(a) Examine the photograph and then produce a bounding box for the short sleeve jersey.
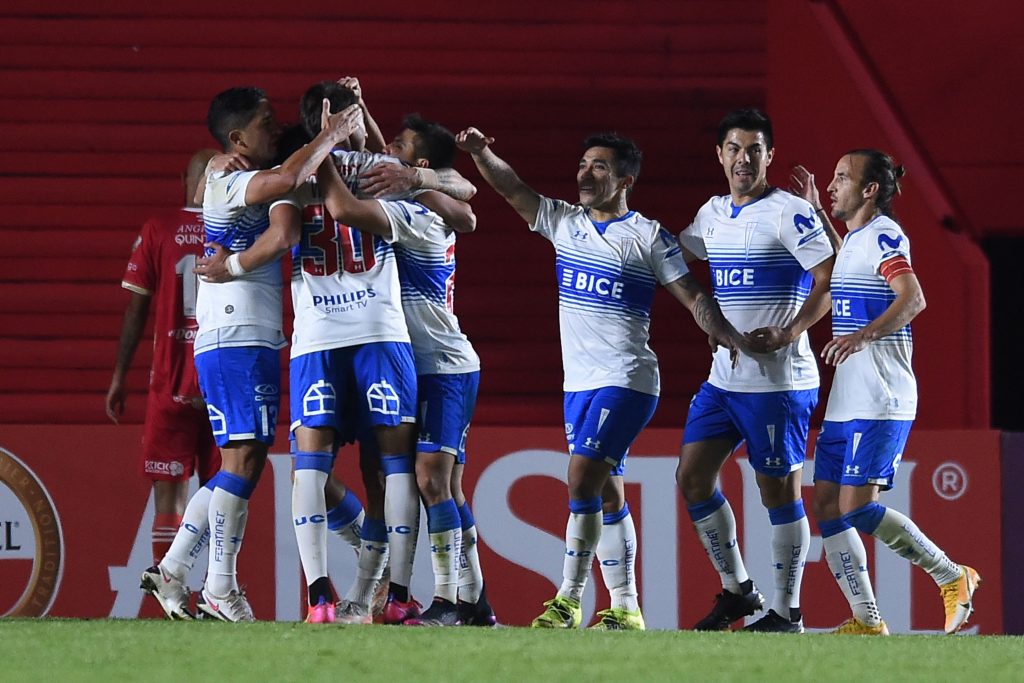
[390,203,480,375]
[824,215,917,421]
[288,152,412,358]
[196,169,295,352]
[531,197,690,396]
[120,207,205,399]
[680,189,833,392]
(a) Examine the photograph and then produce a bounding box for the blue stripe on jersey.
[395,245,452,306]
[707,247,811,305]
[556,255,656,319]
[204,207,270,256]
[831,281,911,340]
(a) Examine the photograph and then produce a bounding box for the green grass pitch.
[2,619,1021,682]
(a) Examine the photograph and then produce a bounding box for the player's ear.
[862,181,879,200]
[228,128,246,150]
[764,147,775,166]
[619,175,635,192]
[414,158,430,168]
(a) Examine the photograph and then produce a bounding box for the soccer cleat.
[458,596,498,627]
[742,609,805,633]
[831,617,890,635]
[197,587,255,623]
[305,596,336,624]
[940,565,981,634]
[406,598,462,626]
[382,594,422,625]
[694,587,765,631]
[334,599,373,625]
[590,607,646,631]
[139,564,194,620]
[530,596,582,629]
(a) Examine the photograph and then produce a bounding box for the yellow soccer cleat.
[940,565,981,634]
[831,617,890,635]
[590,607,646,631]
[531,596,582,629]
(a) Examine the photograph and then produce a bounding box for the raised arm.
[746,256,835,353]
[456,127,540,225]
[415,191,476,233]
[317,156,393,237]
[663,273,745,367]
[194,202,302,283]
[822,271,926,366]
[242,102,365,205]
[106,292,151,423]
[339,76,386,153]
[791,164,844,253]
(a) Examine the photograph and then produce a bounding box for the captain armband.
[879,255,913,283]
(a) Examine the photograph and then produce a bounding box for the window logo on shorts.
[207,404,227,436]
[367,381,400,415]
[303,381,336,416]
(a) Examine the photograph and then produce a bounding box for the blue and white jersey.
[287,152,414,358]
[195,169,294,354]
[824,215,916,421]
[392,205,480,375]
[532,197,689,396]
[680,189,833,392]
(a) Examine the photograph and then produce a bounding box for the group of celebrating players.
[112,76,979,633]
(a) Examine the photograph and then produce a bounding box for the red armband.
[879,256,913,283]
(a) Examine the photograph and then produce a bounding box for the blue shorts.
[564,387,658,475]
[194,346,280,447]
[417,372,479,464]
[290,341,417,436]
[682,382,817,477]
[813,419,913,490]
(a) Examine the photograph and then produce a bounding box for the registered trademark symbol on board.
[932,462,968,501]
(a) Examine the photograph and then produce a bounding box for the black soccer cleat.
[742,608,805,633]
[694,586,765,631]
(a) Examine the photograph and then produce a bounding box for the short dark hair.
[401,113,456,169]
[300,81,359,139]
[581,132,643,182]
[717,108,774,150]
[848,148,906,220]
[207,86,267,149]
[273,124,312,166]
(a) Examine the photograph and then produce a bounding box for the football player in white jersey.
[198,84,478,624]
[676,109,837,633]
[793,150,980,635]
[182,86,362,622]
[457,126,742,630]
[370,116,495,627]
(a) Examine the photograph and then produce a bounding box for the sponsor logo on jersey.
[877,233,903,251]
[571,229,589,241]
[713,267,754,287]
[560,267,625,299]
[0,448,63,616]
[312,289,377,309]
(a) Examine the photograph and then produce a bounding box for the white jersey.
[824,215,917,421]
[392,207,479,375]
[195,169,293,354]
[287,148,413,358]
[531,197,690,396]
[680,189,833,392]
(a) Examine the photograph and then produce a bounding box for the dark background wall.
[0,0,1019,430]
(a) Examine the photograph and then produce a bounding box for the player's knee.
[415,466,447,505]
[676,465,713,504]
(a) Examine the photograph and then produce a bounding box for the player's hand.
[745,325,794,354]
[337,76,363,103]
[322,101,365,142]
[456,127,494,154]
[790,165,823,211]
[105,378,127,424]
[821,331,868,366]
[194,243,234,283]
[708,330,743,369]
[359,163,417,198]
[207,153,252,175]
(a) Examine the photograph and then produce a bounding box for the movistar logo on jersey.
[561,267,624,299]
[878,233,903,251]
